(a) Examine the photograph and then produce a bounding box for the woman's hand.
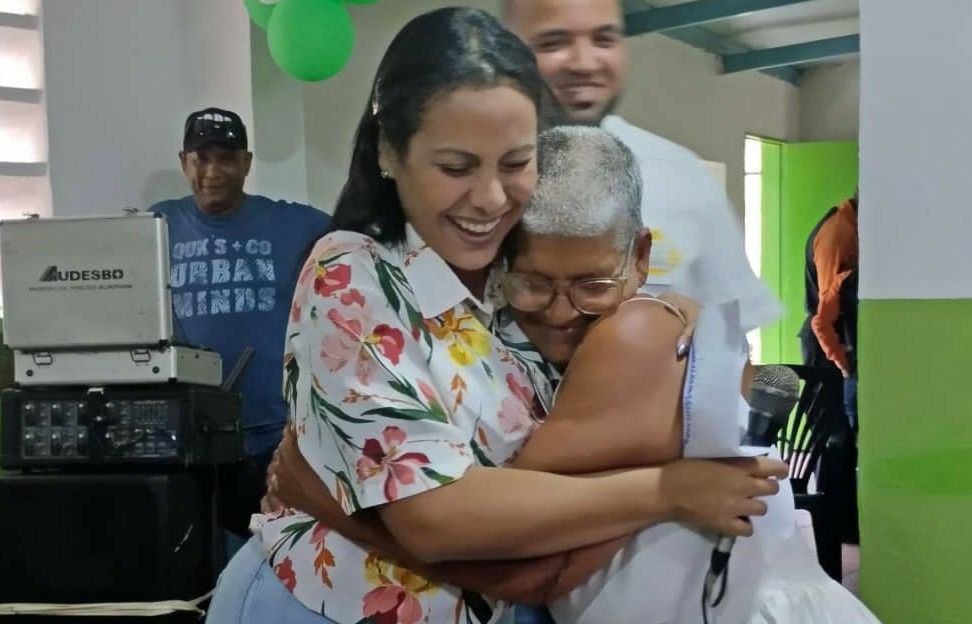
[652,292,699,358]
[659,456,788,537]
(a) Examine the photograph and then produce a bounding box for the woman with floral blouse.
[206,8,786,624]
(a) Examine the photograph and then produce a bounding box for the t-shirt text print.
[169,236,278,318]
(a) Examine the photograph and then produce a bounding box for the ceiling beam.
[0,86,43,104]
[0,11,40,29]
[722,34,860,73]
[624,1,803,85]
[0,162,47,177]
[626,0,813,36]
[655,26,803,84]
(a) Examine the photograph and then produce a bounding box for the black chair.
[775,364,852,581]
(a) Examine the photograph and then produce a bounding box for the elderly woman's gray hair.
[522,126,643,251]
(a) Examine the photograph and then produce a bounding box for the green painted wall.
[858,299,972,623]
[779,142,858,364]
[758,140,858,365]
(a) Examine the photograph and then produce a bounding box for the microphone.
[742,364,801,447]
[702,365,800,614]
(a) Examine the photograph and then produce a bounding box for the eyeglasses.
[502,237,636,315]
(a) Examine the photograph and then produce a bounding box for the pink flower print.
[417,379,448,422]
[310,522,331,545]
[367,324,405,365]
[274,557,297,592]
[362,586,423,624]
[314,262,351,297]
[362,553,435,624]
[498,373,535,435]
[321,308,406,385]
[356,426,430,502]
[417,379,439,405]
[292,260,355,321]
[340,288,366,307]
[320,331,377,386]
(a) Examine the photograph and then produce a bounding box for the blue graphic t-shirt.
[150,195,330,455]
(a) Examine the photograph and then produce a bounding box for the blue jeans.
[209,537,519,624]
[844,375,858,431]
[206,536,339,624]
[515,605,556,624]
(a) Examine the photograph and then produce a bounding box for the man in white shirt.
[503,0,779,340]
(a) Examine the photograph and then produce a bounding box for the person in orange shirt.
[800,189,859,429]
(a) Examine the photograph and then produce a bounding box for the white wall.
[0,0,51,219]
[43,0,254,216]
[249,21,310,205]
[799,59,860,141]
[300,1,799,217]
[858,0,972,299]
[619,33,800,216]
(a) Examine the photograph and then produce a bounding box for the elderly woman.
[501,126,880,624]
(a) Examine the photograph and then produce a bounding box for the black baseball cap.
[182,107,248,152]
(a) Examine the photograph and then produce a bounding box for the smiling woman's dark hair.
[329,7,560,245]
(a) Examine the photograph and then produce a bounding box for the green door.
[759,140,858,365]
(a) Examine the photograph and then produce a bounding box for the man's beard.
[565,95,620,127]
[539,86,621,129]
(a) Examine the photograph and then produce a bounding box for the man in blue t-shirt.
[150,107,330,544]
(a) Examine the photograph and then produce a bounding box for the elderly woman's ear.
[634,227,653,283]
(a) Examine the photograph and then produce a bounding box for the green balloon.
[244,0,277,30]
[268,0,354,82]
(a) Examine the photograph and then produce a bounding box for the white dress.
[551,518,880,624]
[548,299,881,624]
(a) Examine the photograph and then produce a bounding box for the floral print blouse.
[252,226,552,624]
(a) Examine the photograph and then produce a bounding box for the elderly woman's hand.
[262,425,325,517]
[651,291,699,358]
[660,456,788,537]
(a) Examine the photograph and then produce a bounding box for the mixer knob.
[23,431,37,456]
[23,402,39,426]
[50,402,66,426]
